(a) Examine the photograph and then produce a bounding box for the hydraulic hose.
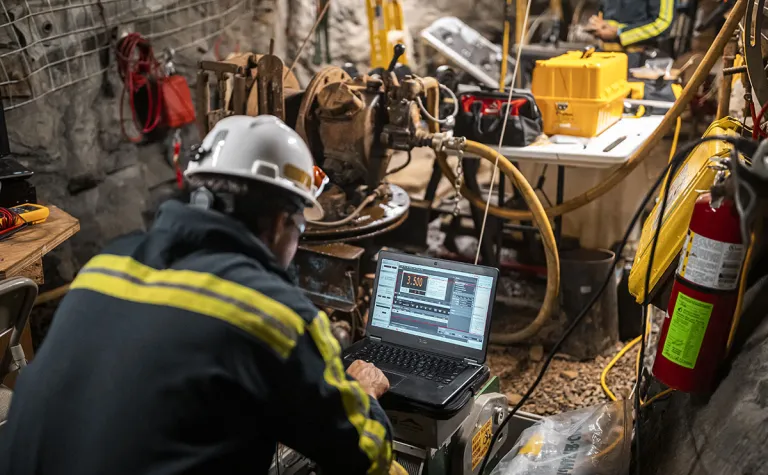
[457,140,560,344]
[436,0,748,221]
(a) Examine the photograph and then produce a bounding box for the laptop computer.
[343,250,499,408]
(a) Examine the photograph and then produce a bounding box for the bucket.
[559,248,619,360]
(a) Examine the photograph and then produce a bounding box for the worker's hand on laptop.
[587,16,618,41]
[346,360,390,399]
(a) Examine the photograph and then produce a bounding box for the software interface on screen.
[370,258,495,350]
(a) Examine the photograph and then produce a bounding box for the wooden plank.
[16,258,44,284]
[257,54,285,120]
[0,206,80,280]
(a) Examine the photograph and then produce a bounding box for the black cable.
[477,134,750,475]
[274,443,281,475]
[534,164,554,207]
[385,150,412,176]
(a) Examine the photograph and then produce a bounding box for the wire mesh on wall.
[0,0,256,111]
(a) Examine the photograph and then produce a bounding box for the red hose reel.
[116,33,195,142]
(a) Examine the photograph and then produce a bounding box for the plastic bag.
[490,400,631,475]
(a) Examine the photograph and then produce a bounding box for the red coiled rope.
[116,33,165,143]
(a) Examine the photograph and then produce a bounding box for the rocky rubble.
[488,340,638,416]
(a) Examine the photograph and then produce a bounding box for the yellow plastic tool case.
[531,50,630,137]
[628,117,743,303]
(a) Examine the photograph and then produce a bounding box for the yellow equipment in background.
[628,117,743,303]
[531,49,630,137]
[366,0,408,70]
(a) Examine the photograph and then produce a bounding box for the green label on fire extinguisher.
[661,293,714,369]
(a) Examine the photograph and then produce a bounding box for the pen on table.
[603,135,627,153]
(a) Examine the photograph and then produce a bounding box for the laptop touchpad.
[382,371,405,389]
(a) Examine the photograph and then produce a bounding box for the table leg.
[555,165,565,247]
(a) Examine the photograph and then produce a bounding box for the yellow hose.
[669,117,682,162]
[642,388,675,407]
[436,0,748,221]
[34,284,70,306]
[727,230,757,351]
[458,141,560,344]
[600,335,642,401]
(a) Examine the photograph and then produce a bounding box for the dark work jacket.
[601,0,674,46]
[0,200,392,475]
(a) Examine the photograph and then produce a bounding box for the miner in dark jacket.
[0,115,393,474]
[588,0,674,50]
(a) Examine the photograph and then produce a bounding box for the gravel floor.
[488,340,640,416]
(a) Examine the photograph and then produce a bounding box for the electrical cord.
[641,388,675,408]
[477,134,748,475]
[601,335,642,401]
[534,164,553,207]
[728,231,757,351]
[274,442,281,475]
[385,150,412,176]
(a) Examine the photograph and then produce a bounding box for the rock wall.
[641,271,768,475]
[284,0,508,83]
[4,0,279,286]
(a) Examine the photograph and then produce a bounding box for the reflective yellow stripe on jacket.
[308,313,393,474]
[70,254,305,358]
[618,0,674,46]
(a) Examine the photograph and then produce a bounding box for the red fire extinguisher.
[652,193,746,393]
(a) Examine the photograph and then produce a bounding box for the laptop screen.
[370,257,495,350]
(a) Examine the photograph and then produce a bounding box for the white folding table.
[461,114,666,248]
[486,115,665,169]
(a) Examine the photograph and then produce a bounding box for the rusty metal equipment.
[196,45,447,344]
[196,52,301,136]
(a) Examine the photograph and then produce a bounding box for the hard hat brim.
[186,167,324,220]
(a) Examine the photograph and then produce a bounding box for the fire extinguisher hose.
[457,141,560,345]
[435,0,747,220]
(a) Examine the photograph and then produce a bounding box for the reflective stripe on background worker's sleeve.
[618,0,674,46]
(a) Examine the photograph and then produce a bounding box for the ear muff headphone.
[189,186,235,214]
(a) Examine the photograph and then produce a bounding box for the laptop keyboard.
[349,343,469,385]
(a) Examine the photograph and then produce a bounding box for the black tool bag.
[454,89,543,147]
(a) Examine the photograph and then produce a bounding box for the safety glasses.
[290,213,307,234]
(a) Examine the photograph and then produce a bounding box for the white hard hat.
[185,115,321,211]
